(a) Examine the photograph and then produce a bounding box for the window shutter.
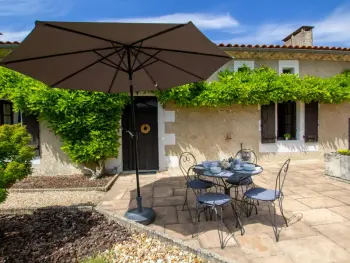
[261,103,276,143]
[304,102,318,142]
[22,114,40,156]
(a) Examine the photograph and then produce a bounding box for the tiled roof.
[0,41,20,45]
[217,43,350,51]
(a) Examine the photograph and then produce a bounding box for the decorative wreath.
[140,124,151,134]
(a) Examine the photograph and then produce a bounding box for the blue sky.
[1,0,350,46]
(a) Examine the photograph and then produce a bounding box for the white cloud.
[99,13,239,30]
[0,30,30,41]
[314,6,350,45]
[0,0,74,17]
[216,5,350,46]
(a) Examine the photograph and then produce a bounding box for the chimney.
[282,26,314,46]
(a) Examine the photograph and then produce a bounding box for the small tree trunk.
[89,160,105,180]
[83,160,105,180]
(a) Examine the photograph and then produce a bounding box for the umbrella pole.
[124,48,156,225]
[129,81,142,212]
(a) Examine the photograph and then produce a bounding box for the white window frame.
[259,60,318,153]
[278,60,299,75]
[234,60,254,72]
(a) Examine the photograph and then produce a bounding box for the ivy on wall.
[156,66,350,107]
[0,67,129,179]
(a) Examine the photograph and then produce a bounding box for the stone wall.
[299,60,350,78]
[164,104,260,164]
[32,122,83,176]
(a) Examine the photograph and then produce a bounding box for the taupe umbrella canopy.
[1,21,231,225]
[1,21,231,92]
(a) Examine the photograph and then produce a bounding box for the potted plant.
[284,133,291,141]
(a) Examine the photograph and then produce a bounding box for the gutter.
[220,46,350,56]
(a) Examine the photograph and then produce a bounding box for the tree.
[0,124,35,203]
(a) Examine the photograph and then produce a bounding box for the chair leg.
[279,195,288,227]
[193,204,200,239]
[182,186,188,211]
[267,202,280,242]
[230,202,245,236]
[214,206,224,249]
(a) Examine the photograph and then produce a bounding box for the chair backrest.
[235,149,257,164]
[179,152,197,177]
[275,159,290,197]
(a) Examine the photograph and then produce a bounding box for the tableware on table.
[243,164,255,171]
[210,162,219,167]
[221,160,230,169]
[234,166,243,171]
[202,161,211,169]
[210,166,222,174]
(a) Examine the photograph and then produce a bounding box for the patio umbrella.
[1,21,231,225]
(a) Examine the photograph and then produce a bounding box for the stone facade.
[164,58,350,165]
[32,122,83,176]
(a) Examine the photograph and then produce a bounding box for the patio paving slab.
[287,186,322,198]
[332,195,350,205]
[164,223,196,240]
[235,233,283,259]
[294,208,348,225]
[208,247,250,263]
[314,223,350,252]
[152,206,178,225]
[153,196,185,207]
[153,186,174,198]
[297,196,345,208]
[250,255,294,263]
[307,183,343,192]
[277,235,350,263]
[330,206,350,220]
[268,221,319,241]
[196,221,237,249]
[321,190,350,198]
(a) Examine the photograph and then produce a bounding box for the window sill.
[31,156,40,165]
[259,140,318,153]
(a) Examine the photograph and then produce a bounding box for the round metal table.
[193,164,263,195]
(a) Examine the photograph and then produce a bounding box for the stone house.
[1,26,350,175]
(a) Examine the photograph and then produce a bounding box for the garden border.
[9,173,120,193]
[0,205,94,214]
[96,206,235,263]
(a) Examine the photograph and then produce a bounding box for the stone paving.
[97,159,350,263]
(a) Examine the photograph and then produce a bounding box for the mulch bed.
[11,174,114,189]
[0,210,131,263]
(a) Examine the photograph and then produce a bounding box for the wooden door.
[122,97,159,171]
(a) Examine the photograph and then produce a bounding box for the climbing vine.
[156,66,350,106]
[0,67,129,179]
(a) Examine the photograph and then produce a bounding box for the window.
[0,101,13,125]
[234,60,254,72]
[278,60,299,75]
[277,101,296,140]
[282,68,295,74]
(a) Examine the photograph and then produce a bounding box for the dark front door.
[122,97,159,171]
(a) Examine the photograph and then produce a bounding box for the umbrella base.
[124,207,156,225]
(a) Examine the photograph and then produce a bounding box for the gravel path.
[96,233,205,263]
[0,191,104,210]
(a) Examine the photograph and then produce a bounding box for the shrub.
[337,149,350,156]
[0,124,35,203]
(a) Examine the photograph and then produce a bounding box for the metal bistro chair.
[179,152,214,212]
[243,159,290,241]
[187,165,243,248]
[228,149,258,200]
